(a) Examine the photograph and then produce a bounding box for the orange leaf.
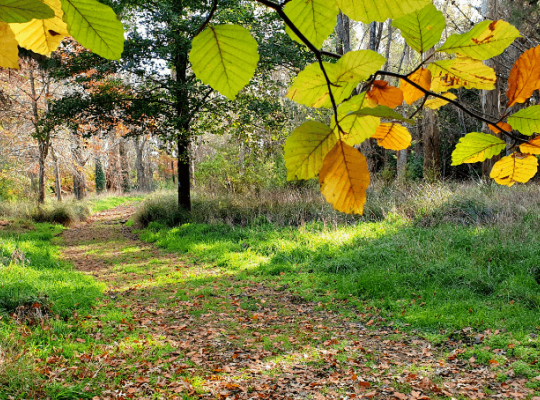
[401,68,431,105]
[372,123,412,150]
[367,80,404,108]
[488,122,513,133]
[507,45,540,107]
[319,141,370,214]
[520,136,540,155]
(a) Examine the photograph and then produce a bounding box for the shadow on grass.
[139,212,540,334]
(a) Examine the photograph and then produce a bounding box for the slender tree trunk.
[29,68,50,204]
[51,147,62,201]
[481,0,501,178]
[422,109,441,180]
[336,12,351,55]
[422,49,441,180]
[119,137,129,192]
[361,22,385,174]
[134,137,147,191]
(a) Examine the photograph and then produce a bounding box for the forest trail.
[59,206,533,400]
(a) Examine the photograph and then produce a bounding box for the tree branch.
[195,0,219,36]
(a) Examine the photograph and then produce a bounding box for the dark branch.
[195,0,219,36]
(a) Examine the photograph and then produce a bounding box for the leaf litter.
[16,205,539,399]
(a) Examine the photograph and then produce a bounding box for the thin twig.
[195,0,219,36]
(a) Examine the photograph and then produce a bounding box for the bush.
[135,192,191,227]
[30,203,91,226]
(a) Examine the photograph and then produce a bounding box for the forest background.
[2,0,536,210]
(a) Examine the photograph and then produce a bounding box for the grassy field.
[0,195,142,398]
[3,185,540,398]
[139,184,540,336]
[140,214,540,334]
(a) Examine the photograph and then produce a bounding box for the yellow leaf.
[424,92,457,109]
[0,22,18,68]
[284,121,337,181]
[439,20,520,60]
[371,123,412,150]
[490,153,538,186]
[429,57,496,92]
[367,80,403,108]
[9,0,68,55]
[401,68,431,105]
[332,92,380,146]
[319,141,370,215]
[520,136,540,155]
[337,0,430,23]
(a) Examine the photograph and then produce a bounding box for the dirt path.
[59,206,533,400]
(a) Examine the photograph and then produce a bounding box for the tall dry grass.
[136,180,540,228]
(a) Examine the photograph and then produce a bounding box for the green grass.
[140,211,540,336]
[87,194,144,213]
[0,223,105,315]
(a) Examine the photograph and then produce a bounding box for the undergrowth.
[138,182,540,334]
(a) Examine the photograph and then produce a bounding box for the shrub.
[30,203,91,226]
[135,192,191,227]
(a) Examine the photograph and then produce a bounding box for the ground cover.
[2,191,540,399]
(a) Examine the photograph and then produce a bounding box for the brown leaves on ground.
[35,206,537,399]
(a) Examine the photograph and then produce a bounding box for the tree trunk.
[134,137,147,191]
[422,109,441,180]
[361,22,385,174]
[51,147,62,201]
[481,0,501,178]
[336,12,351,55]
[177,135,191,211]
[29,67,50,204]
[422,49,441,180]
[119,137,130,192]
[37,140,49,204]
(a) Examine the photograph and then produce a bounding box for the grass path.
[56,206,535,399]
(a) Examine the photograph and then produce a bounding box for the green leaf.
[336,0,431,23]
[451,132,506,165]
[61,0,124,60]
[336,92,376,116]
[0,0,53,23]
[391,4,445,53]
[286,52,384,109]
[438,20,520,60]
[335,49,386,83]
[286,62,356,108]
[284,121,338,180]
[428,57,496,92]
[332,92,380,146]
[333,113,380,146]
[507,105,540,136]
[190,25,259,101]
[351,106,414,123]
[284,0,338,49]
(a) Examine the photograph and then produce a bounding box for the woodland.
[4,0,540,399]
